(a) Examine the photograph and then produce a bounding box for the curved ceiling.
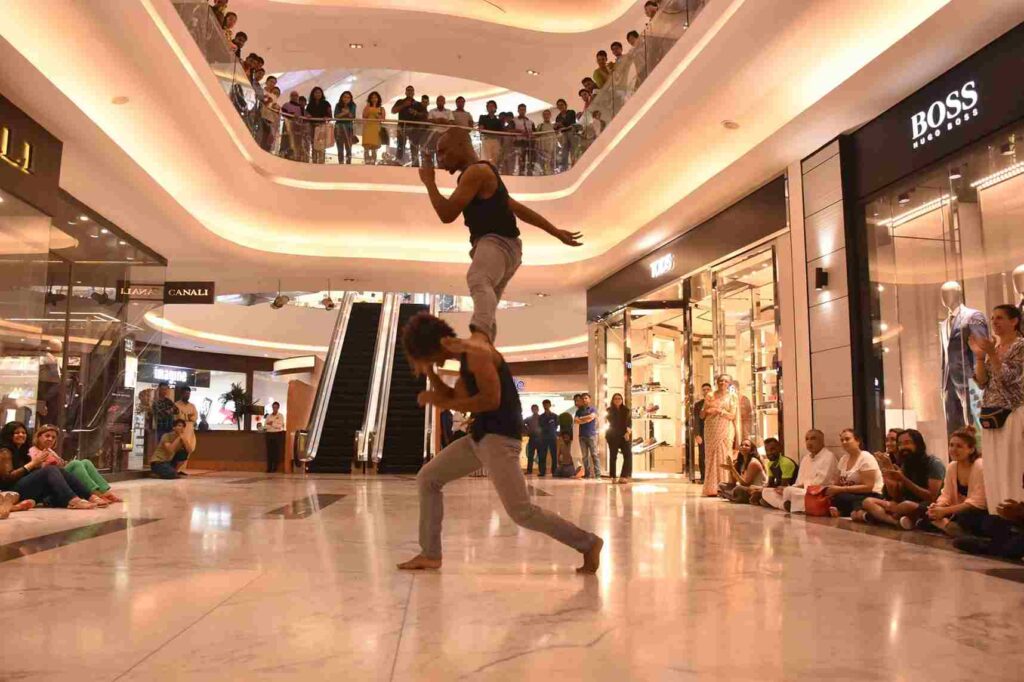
[254,0,639,33]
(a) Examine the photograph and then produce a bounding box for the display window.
[864,121,1024,451]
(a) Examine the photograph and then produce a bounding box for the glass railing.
[172,0,706,174]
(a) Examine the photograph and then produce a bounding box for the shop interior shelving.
[629,318,683,473]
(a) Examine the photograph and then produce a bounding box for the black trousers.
[14,467,92,507]
[266,432,285,473]
[607,434,632,478]
[832,492,882,517]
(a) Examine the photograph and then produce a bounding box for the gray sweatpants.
[467,235,522,342]
[417,433,599,560]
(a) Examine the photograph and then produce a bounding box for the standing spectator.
[211,0,229,24]
[477,100,503,165]
[969,304,1024,513]
[231,31,247,59]
[279,90,303,160]
[857,429,945,527]
[451,96,473,129]
[512,103,535,175]
[700,374,737,497]
[264,401,285,473]
[606,393,632,484]
[585,110,606,144]
[575,393,601,479]
[644,0,660,20]
[334,90,356,164]
[259,86,281,152]
[174,387,199,475]
[523,404,542,475]
[760,429,838,513]
[825,429,884,517]
[919,427,987,537]
[582,77,598,94]
[536,109,556,174]
[221,12,237,43]
[306,86,333,164]
[553,99,577,172]
[440,409,454,448]
[610,41,624,64]
[427,95,454,163]
[538,399,559,477]
[593,50,612,88]
[152,382,177,446]
[626,30,640,48]
[499,112,516,174]
[693,382,711,482]
[391,86,426,166]
[297,95,311,162]
[361,91,385,165]
[578,89,593,115]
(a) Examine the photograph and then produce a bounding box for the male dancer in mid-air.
[396,312,603,573]
[417,129,583,343]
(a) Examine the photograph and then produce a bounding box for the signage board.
[137,363,211,388]
[163,281,215,304]
[116,281,163,303]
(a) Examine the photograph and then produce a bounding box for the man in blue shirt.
[538,399,559,477]
[575,393,601,478]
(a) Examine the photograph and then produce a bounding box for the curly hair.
[402,312,456,361]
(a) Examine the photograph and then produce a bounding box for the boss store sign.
[847,21,1024,200]
[117,281,215,304]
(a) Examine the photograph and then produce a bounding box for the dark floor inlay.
[225,477,270,485]
[263,494,346,519]
[527,484,552,497]
[0,518,160,563]
[977,568,1024,584]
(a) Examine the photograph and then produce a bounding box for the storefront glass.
[864,120,1024,450]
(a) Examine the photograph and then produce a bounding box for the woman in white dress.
[701,374,737,497]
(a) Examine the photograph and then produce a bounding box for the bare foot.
[577,536,604,574]
[12,499,35,512]
[573,467,585,479]
[397,554,442,571]
[828,507,839,518]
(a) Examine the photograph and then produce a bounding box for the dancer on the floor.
[417,129,583,342]
[396,313,603,573]
[701,374,737,496]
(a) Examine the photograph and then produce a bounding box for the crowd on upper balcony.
[203,0,687,173]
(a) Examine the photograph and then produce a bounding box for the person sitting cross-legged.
[151,419,192,479]
[718,438,765,502]
[749,438,796,506]
[855,428,944,527]
[915,427,987,537]
[825,429,884,517]
[760,429,838,513]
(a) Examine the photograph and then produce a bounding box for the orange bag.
[804,485,832,517]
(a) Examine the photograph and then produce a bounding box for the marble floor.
[1,472,1022,681]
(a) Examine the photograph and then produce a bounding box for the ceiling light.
[271,296,291,310]
[112,96,130,105]
[897,192,911,205]
[78,215,89,221]
[118,240,127,245]
[535,293,549,298]
[721,120,739,130]
[948,167,962,180]
[1000,142,1015,156]
[971,161,1024,190]
[0,194,4,203]
[526,70,540,76]
[100,228,109,234]
[349,43,363,49]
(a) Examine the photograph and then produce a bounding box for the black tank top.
[459,352,523,441]
[457,161,520,243]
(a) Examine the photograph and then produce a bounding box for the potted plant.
[219,383,253,431]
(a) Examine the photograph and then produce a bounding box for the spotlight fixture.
[349,43,363,49]
[1001,142,1015,156]
[721,120,739,130]
[270,280,290,309]
[897,192,911,205]
[526,69,540,76]
[948,167,962,180]
[321,279,335,310]
[814,267,829,290]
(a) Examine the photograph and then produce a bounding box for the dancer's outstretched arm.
[508,198,583,246]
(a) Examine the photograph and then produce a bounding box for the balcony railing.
[172,0,707,175]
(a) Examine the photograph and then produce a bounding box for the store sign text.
[911,80,979,150]
[649,254,675,279]
[153,367,189,383]
[0,125,34,174]
[163,281,215,305]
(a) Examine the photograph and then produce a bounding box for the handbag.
[980,405,1013,429]
[312,123,335,151]
[804,485,832,517]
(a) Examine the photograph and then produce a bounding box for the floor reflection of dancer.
[701,374,737,497]
[396,313,603,573]
[417,129,583,343]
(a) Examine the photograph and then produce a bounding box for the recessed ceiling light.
[535,292,549,298]
[100,228,109,234]
[721,120,740,130]
[118,240,127,245]
[526,69,540,76]
[948,167,962,180]
[79,215,90,221]
[349,43,363,49]
[112,96,130,105]
[897,192,911,205]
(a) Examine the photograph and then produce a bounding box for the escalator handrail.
[301,291,356,462]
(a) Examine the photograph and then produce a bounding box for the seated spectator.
[151,419,192,479]
[955,499,1024,561]
[553,433,579,478]
[750,438,796,505]
[32,425,121,504]
[874,427,905,469]
[718,438,765,502]
[0,422,37,514]
[0,423,101,509]
[825,429,883,517]
[856,428,944,527]
[593,50,612,88]
[761,429,838,513]
[915,427,987,537]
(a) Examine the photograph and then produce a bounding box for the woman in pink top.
[913,427,987,537]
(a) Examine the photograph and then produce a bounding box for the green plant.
[219,382,254,430]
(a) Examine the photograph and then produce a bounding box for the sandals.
[88,495,110,508]
[851,510,871,524]
[100,491,123,503]
[67,498,97,510]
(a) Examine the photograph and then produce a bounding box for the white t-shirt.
[836,450,883,494]
[451,110,473,128]
[264,412,285,433]
[429,108,453,123]
[513,116,535,134]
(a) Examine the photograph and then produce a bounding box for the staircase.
[308,302,381,473]
[377,303,429,473]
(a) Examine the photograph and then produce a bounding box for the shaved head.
[436,128,476,172]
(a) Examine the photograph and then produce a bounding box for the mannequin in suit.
[938,281,988,434]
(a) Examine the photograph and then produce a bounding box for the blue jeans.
[151,450,188,479]
[540,434,557,476]
[579,435,601,478]
[526,436,541,473]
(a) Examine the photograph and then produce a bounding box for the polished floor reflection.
[0,474,1021,681]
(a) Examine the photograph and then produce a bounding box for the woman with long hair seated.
[718,438,765,502]
[825,429,883,517]
[32,425,121,504]
[0,422,38,517]
[0,422,103,509]
[915,427,987,537]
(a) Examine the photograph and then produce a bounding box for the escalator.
[308,302,381,473]
[377,303,428,473]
